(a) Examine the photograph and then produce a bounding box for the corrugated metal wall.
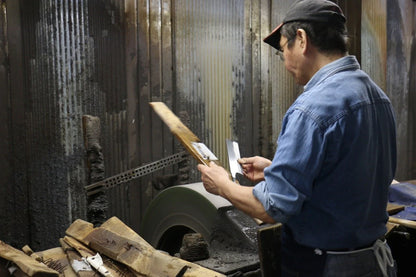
[173,0,262,176]
[361,0,387,90]
[175,0,243,164]
[0,0,415,250]
[269,0,302,148]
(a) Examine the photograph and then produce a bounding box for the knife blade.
[226,139,243,180]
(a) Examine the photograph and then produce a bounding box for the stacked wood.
[0,217,225,277]
[66,217,225,277]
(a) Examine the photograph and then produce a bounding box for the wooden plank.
[63,236,138,277]
[150,102,212,166]
[65,219,95,245]
[62,236,101,277]
[34,247,77,277]
[22,244,74,277]
[99,217,152,248]
[63,236,96,259]
[386,222,399,235]
[388,217,416,230]
[59,239,96,277]
[86,228,225,277]
[387,202,405,215]
[0,240,59,277]
[85,228,154,274]
[257,223,282,277]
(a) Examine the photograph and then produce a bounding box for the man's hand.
[197,160,276,224]
[197,162,231,196]
[238,156,272,182]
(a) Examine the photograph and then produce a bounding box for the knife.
[226,139,243,180]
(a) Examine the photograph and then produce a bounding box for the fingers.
[199,161,217,168]
[237,158,254,168]
[197,163,205,172]
[238,157,249,164]
[239,156,258,165]
[197,161,221,176]
[208,161,217,167]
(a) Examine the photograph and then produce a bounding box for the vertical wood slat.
[137,0,153,226]
[337,0,362,65]
[386,0,415,179]
[148,0,164,198]
[159,0,175,188]
[149,0,163,173]
[125,0,140,227]
[257,0,271,158]
[0,2,10,228]
[6,0,31,247]
[361,0,387,90]
[233,0,255,158]
[409,3,416,178]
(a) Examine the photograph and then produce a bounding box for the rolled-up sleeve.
[252,109,325,223]
[253,179,306,222]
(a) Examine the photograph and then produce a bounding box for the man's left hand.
[197,161,231,196]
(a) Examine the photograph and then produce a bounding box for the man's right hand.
[238,156,272,183]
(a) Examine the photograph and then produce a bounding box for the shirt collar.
[304,55,361,92]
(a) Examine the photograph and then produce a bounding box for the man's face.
[280,34,309,86]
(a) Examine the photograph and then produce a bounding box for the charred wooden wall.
[0,0,415,250]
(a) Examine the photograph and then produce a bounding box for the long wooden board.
[150,102,214,166]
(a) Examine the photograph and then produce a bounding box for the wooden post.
[82,115,107,226]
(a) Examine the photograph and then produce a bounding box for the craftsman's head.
[264,0,348,84]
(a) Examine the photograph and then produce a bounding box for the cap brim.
[263,22,284,50]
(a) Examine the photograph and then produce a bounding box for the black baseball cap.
[263,0,346,50]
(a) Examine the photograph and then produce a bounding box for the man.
[197,0,397,276]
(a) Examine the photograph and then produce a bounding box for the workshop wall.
[386,0,416,179]
[0,0,414,250]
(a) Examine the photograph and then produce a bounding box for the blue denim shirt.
[253,56,397,250]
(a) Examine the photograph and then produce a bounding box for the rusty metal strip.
[85,151,188,196]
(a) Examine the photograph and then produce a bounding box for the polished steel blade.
[226,139,243,179]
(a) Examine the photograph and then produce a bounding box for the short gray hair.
[281,20,349,55]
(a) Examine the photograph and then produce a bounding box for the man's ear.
[296,28,308,54]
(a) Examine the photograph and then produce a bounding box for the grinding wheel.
[139,182,232,254]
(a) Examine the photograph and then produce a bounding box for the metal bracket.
[87,253,111,276]
[85,151,188,196]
